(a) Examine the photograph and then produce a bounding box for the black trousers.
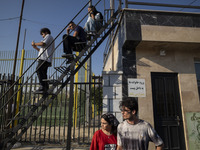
[36,60,51,89]
[63,34,82,54]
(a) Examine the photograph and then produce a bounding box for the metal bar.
[15,49,25,126]
[66,68,75,150]
[12,0,25,81]
[125,0,128,8]
[58,81,62,142]
[63,85,67,142]
[78,84,82,143]
[127,1,200,9]
[83,84,86,143]
[48,93,53,142]
[23,76,29,142]
[43,99,48,142]
[53,95,58,142]
[98,76,101,130]
[39,104,43,142]
[28,77,33,142]
[93,78,96,133]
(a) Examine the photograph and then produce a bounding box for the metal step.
[54,66,70,74]
[42,79,61,84]
[74,42,87,52]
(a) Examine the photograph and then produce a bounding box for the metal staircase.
[0,3,120,149]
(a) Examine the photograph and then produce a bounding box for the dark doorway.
[151,72,186,150]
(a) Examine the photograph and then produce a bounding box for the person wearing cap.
[90,113,119,150]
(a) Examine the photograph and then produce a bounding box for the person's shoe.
[87,31,97,35]
[34,88,44,94]
[86,34,91,40]
[62,53,73,58]
[66,59,73,64]
[44,84,49,92]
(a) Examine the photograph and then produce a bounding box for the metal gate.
[0,74,102,146]
[151,72,186,150]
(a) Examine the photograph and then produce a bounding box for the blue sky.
[0,0,200,75]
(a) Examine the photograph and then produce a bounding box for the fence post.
[125,0,128,8]
[14,49,25,126]
[73,52,79,128]
[66,67,75,150]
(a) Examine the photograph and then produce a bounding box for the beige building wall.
[136,25,200,150]
[103,36,121,71]
[103,14,200,149]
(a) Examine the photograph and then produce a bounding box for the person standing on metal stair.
[32,28,55,94]
[62,21,87,63]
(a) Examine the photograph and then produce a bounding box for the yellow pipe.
[14,49,25,126]
[73,52,79,127]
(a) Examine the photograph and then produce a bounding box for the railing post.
[73,52,79,128]
[125,0,128,8]
[118,0,122,10]
[66,67,75,150]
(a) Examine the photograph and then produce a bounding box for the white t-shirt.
[38,34,55,63]
[117,120,163,150]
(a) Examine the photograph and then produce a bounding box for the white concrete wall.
[102,71,123,122]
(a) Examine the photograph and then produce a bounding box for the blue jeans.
[84,17,102,32]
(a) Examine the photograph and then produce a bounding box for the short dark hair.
[88,5,97,13]
[40,28,51,35]
[119,98,138,115]
[69,21,75,25]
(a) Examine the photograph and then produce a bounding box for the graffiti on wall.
[186,112,200,150]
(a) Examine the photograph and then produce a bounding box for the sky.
[0,0,200,76]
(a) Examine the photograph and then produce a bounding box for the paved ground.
[10,143,90,150]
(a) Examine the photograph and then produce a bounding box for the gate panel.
[151,73,186,150]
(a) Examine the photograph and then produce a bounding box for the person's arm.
[156,144,164,150]
[147,123,164,150]
[117,125,123,150]
[90,131,98,150]
[73,30,78,37]
[66,27,71,35]
[88,9,95,20]
[31,41,45,51]
[117,145,123,150]
[90,13,95,19]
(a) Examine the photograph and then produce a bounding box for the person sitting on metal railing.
[62,21,87,64]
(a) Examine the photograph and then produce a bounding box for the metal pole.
[66,68,75,150]
[6,0,25,137]
[125,0,128,8]
[14,29,26,126]
[12,0,25,81]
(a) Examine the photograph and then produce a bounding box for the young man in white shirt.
[32,28,55,93]
[117,98,164,150]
